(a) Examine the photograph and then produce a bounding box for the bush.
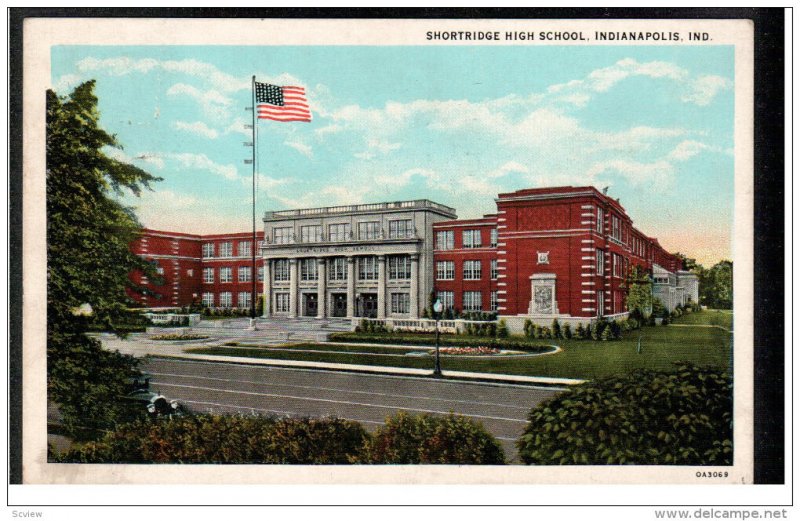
[551,319,561,339]
[575,323,585,339]
[364,412,505,464]
[328,332,552,353]
[523,319,533,337]
[562,323,572,339]
[496,319,509,338]
[517,363,733,465]
[57,414,369,464]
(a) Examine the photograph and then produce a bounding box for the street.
[143,357,563,462]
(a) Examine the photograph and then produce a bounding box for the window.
[388,255,411,280]
[436,261,454,280]
[300,259,318,281]
[389,219,413,239]
[537,251,550,264]
[390,293,410,314]
[490,291,499,312]
[463,291,482,311]
[612,215,621,241]
[436,230,454,250]
[358,221,380,240]
[273,227,292,244]
[238,241,251,257]
[219,292,233,308]
[490,259,498,280]
[187,269,194,277]
[203,268,214,283]
[596,249,604,276]
[275,293,290,313]
[596,207,604,234]
[490,228,498,248]
[596,291,604,317]
[329,257,347,281]
[219,242,233,258]
[257,240,265,250]
[358,257,379,280]
[463,229,482,248]
[613,253,622,278]
[220,267,233,283]
[156,265,164,275]
[328,223,350,242]
[238,292,251,309]
[463,260,482,280]
[202,292,214,307]
[436,291,454,311]
[257,266,264,282]
[202,243,214,258]
[300,225,323,243]
[273,259,290,281]
[238,266,251,282]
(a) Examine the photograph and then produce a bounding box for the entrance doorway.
[357,293,378,318]
[331,293,347,317]
[303,293,318,317]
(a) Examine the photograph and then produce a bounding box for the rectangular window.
[436,291,454,311]
[273,259,290,281]
[273,227,292,245]
[490,291,498,312]
[490,259,498,280]
[257,266,264,282]
[202,292,214,307]
[390,293,410,314]
[156,266,164,275]
[389,219,413,239]
[612,216,621,241]
[463,291,482,312]
[436,230,454,250]
[436,261,454,280]
[220,267,233,283]
[329,257,347,281]
[219,292,232,308]
[238,241,251,257]
[202,243,214,258]
[300,225,323,243]
[257,240,265,250]
[388,255,411,280]
[596,249,604,276]
[238,292,251,309]
[275,293,290,313]
[187,269,194,277]
[300,259,318,281]
[219,242,233,258]
[490,228,498,248]
[358,256,379,280]
[596,207,604,234]
[238,266,251,282]
[463,260,482,280]
[202,268,214,284]
[462,229,482,249]
[328,223,351,242]
[358,221,380,240]
[596,291,604,317]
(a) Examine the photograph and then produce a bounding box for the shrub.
[562,323,572,339]
[57,415,369,464]
[590,321,601,340]
[600,325,612,341]
[575,323,585,339]
[365,412,505,464]
[496,319,509,338]
[327,332,552,354]
[517,363,733,465]
[523,319,533,337]
[551,319,561,339]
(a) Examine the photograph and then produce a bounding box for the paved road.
[143,357,563,462]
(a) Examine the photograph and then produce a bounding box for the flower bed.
[151,333,210,341]
[437,346,501,356]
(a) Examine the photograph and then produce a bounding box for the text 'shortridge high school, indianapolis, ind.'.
[129,185,698,332]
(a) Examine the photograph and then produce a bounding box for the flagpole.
[250,75,257,323]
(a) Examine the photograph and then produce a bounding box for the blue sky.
[51,45,734,266]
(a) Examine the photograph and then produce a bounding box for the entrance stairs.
[192,317,353,343]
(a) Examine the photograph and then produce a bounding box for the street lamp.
[433,299,443,378]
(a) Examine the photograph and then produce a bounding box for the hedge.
[329,332,552,353]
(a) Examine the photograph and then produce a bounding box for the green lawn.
[187,323,732,380]
[671,309,733,330]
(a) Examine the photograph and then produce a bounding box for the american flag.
[255,82,312,122]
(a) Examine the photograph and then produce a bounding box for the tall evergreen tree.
[47,80,161,435]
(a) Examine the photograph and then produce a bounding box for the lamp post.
[433,299,443,378]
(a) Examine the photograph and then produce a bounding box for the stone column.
[346,256,355,318]
[377,255,386,319]
[409,254,419,318]
[317,258,327,319]
[262,259,271,318]
[288,258,298,318]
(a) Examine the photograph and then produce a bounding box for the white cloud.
[170,153,239,181]
[285,140,313,158]
[668,140,710,161]
[167,83,232,120]
[374,168,438,188]
[52,74,83,93]
[586,159,675,189]
[225,117,252,137]
[354,138,402,160]
[173,120,219,139]
[682,75,732,106]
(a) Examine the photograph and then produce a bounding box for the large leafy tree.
[47,80,161,435]
[699,260,733,310]
[624,265,653,321]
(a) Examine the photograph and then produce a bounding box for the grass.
[187,321,732,380]
[671,309,733,330]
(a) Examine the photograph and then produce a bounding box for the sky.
[51,45,735,267]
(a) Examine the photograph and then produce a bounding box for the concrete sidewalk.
[98,333,585,387]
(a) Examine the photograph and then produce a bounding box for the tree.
[624,265,652,321]
[47,80,161,435]
[699,260,733,309]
